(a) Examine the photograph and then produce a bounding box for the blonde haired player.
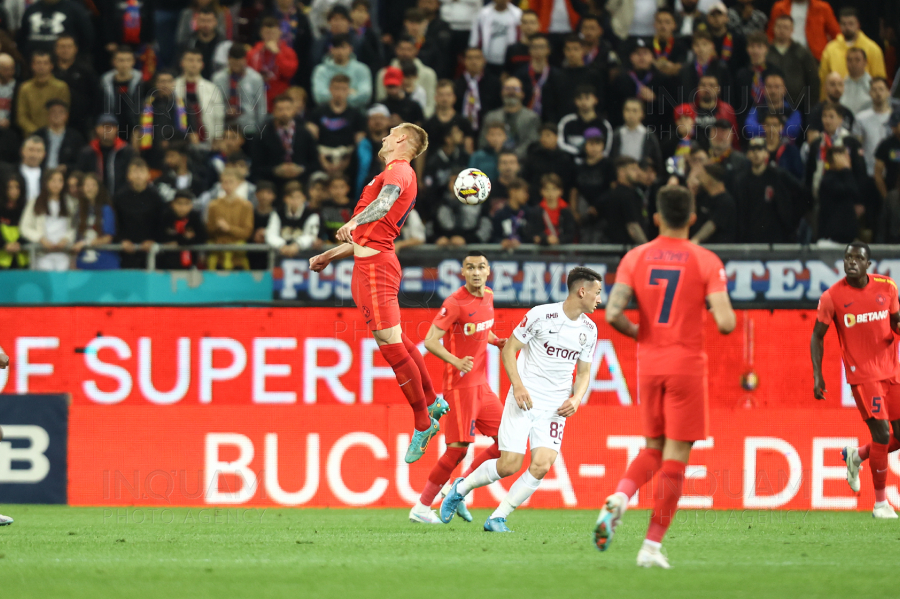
[310,123,447,463]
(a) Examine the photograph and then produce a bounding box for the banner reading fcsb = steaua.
[0,307,892,510]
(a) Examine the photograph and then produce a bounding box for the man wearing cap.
[34,99,84,171]
[76,115,137,196]
[311,33,372,109]
[609,38,670,132]
[356,104,391,197]
[478,76,540,160]
[661,103,696,177]
[382,66,425,125]
[734,136,808,242]
[698,1,749,76]
[375,37,437,114]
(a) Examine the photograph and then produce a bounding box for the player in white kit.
[440,267,602,531]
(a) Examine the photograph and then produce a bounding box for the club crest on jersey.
[579,333,587,346]
[519,316,528,328]
[362,306,371,318]
[439,306,448,317]
[877,294,886,306]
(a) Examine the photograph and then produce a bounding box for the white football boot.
[409,502,444,524]
[636,544,671,569]
[0,513,13,526]
[872,502,899,519]
[841,446,862,493]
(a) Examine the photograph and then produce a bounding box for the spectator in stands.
[734,137,806,242]
[53,35,99,138]
[17,0,94,58]
[691,74,738,148]
[505,9,540,74]
[806,102,866,203]
[532,173,575,246]
[252,95,317,190]
[468,121,506,182]
[560,35,605,113]
[729,0,768,36]
[175,0,230,48]
[158,189,207,270]
[309,74,365,178]
[766,15,820,114]
[610,98,662,174]
[701,1,749,76]
[197,152,256,214]
[311,5,354,67]
[681,31,731,106]
[19,167,74,270]
[874,111,900,201]
[743,72,802,141]
[841,47,872,115]
[35,99,84,172]
[818,7,886,92]
[0,173,27,269]
[424,123,469,196]
[17,51,70,138]
[311,33,371,109]
[732,32,780,125]
[395,206,426,253]
[0,53,15,130]
[558,86,612,162]
[180,6,228,80]
[708,119,750,192]
[176,48,225,147]
[767,0,838,61]
[478,77,540,160]
[433,171,492,246]
[491,150,521,200]
[18,136,46,202]
[73,173,118,270]
[375,37,437,116]
[423,80,474,157]
[136,70,188,170]
[469,0,522,77]
[455,47,502,133]
[492,178,535,248]
[605,0,666,42]
[853,78,895,177]
[609,38,668,132]
[403,6,450,81]
[381,66,424,125]
[265,180,321,257]
[356,104,390,196]
[319,175,355,243]
[808,72,855,135]
[206,166,254,270]
[99,46,143,142]
[761,112,803,180]
[398,61,429,118]
[690,163,736,244]
[155,142,208,202]
[677,0,706,37]
[249,17,300,113]
[579,14,618,73]
[571,128,612,242]
[525,123,576,200]
[350,0,386,78]
[515,33,565,124]
[817,143,862,244]
[248,181,276,267]
[264,0,313,90]
[661,104,696,178]
[600,156,647,244]
[114,158,163,269]
[213,44,266,140]
[651,8,687,80]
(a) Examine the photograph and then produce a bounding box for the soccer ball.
[453,168,491,205]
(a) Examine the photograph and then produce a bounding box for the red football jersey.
[432,286,495,391]
[352,159,417,252]
[817,276,900,385]
[615,236,727,375]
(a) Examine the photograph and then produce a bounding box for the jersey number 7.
[649,268,682,324]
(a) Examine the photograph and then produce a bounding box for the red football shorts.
[850,379,900,421]
[443,384,502,444]
[639,373,708,442]
[351,251,402,332]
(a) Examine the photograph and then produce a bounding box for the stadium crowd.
[0,0,898,270]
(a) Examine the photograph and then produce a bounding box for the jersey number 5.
[649,268,682,324]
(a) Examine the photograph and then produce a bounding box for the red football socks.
[646,460,686,543]
[615,448,663,499]
[463,440,501,477]
[858,437,900,461]
[379,342,430,431]
[402,334,437,404]
[871,442,889,503]
[419,446,468,506]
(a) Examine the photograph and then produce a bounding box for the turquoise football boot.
[483,517,512,532]
[428,396,450,421]
[404,418,440,464]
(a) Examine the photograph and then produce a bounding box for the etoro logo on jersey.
[844,309,889,328]
[543,342,580,360]
[464,319,494,335]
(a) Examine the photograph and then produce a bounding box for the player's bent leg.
[484,447,557,533]
[400,333,439,406]
[864,418,893,513]
[415,444,469,523]
[441,451,523,524]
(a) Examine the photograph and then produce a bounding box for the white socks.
[458,458,500,496]
[642,539,662,551]
[491,470,542,520]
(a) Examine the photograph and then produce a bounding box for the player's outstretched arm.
[423,324,473,373]
[810,321,829,400]
[558,359,592,417]
[501,335,532,410]
[309,243,354,272]
[605,283,638,339]
[707,291,736,334]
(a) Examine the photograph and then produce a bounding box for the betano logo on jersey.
[844,309,889,328]
[464,319,494,335]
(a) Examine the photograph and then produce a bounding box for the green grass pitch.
[0,506,896,598]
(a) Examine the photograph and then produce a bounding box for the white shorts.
[497,389,567,454]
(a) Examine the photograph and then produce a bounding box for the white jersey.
[511,302,598,410]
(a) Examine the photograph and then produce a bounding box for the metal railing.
[20,243,279,271]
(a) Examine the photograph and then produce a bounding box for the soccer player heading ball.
[440,266,602,532]
[596,185,736,568]
[811,242,900,519]
[309,123,449,464]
